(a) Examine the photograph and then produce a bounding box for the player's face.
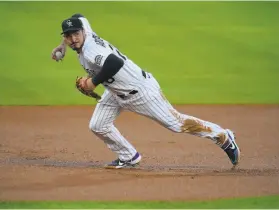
[64,30,85,51]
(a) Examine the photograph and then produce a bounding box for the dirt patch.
[0,105,278,201]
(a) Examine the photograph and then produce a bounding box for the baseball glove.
[75,76,101,101]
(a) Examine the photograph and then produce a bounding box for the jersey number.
[105,44,125,84]
[108,44,126,61]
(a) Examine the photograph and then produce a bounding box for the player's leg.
[125,75,240,166]
[164,100,240,167]
[126,89,227,141]
[89,90,141,168]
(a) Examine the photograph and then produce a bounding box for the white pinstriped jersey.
[78,35,146,95]
[79,17,95,36]
[75,17,233,164]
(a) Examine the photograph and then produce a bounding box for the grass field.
[0,1,278,105]
[0,195,279,209]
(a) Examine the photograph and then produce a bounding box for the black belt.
[117,70,147,99]
[117,90,138,99]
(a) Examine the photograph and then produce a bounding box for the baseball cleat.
[222,129,240,167]
[105,152,142,169]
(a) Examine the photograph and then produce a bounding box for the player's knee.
[89,120,111,135]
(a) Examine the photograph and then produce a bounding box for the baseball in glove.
[75,76,101,101]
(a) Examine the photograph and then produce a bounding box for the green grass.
[0,195,279,209]
[0,2,279,105]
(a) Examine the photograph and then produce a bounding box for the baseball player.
[52,14,240,169]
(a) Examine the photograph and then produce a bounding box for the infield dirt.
[0,105,278,200]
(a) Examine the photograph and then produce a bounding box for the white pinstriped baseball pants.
[89,73,229,161]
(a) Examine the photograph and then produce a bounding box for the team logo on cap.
[66,20,73,27]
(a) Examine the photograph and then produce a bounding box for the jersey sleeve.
[78,17,97,36]
[84,42,112,67]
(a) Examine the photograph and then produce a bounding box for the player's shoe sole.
[222,129,241,168]
[105,152,142,169]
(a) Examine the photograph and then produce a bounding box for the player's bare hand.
[77,76,96,91]
[51,43,66,61]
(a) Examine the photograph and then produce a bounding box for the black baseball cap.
[61,17,83,35]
